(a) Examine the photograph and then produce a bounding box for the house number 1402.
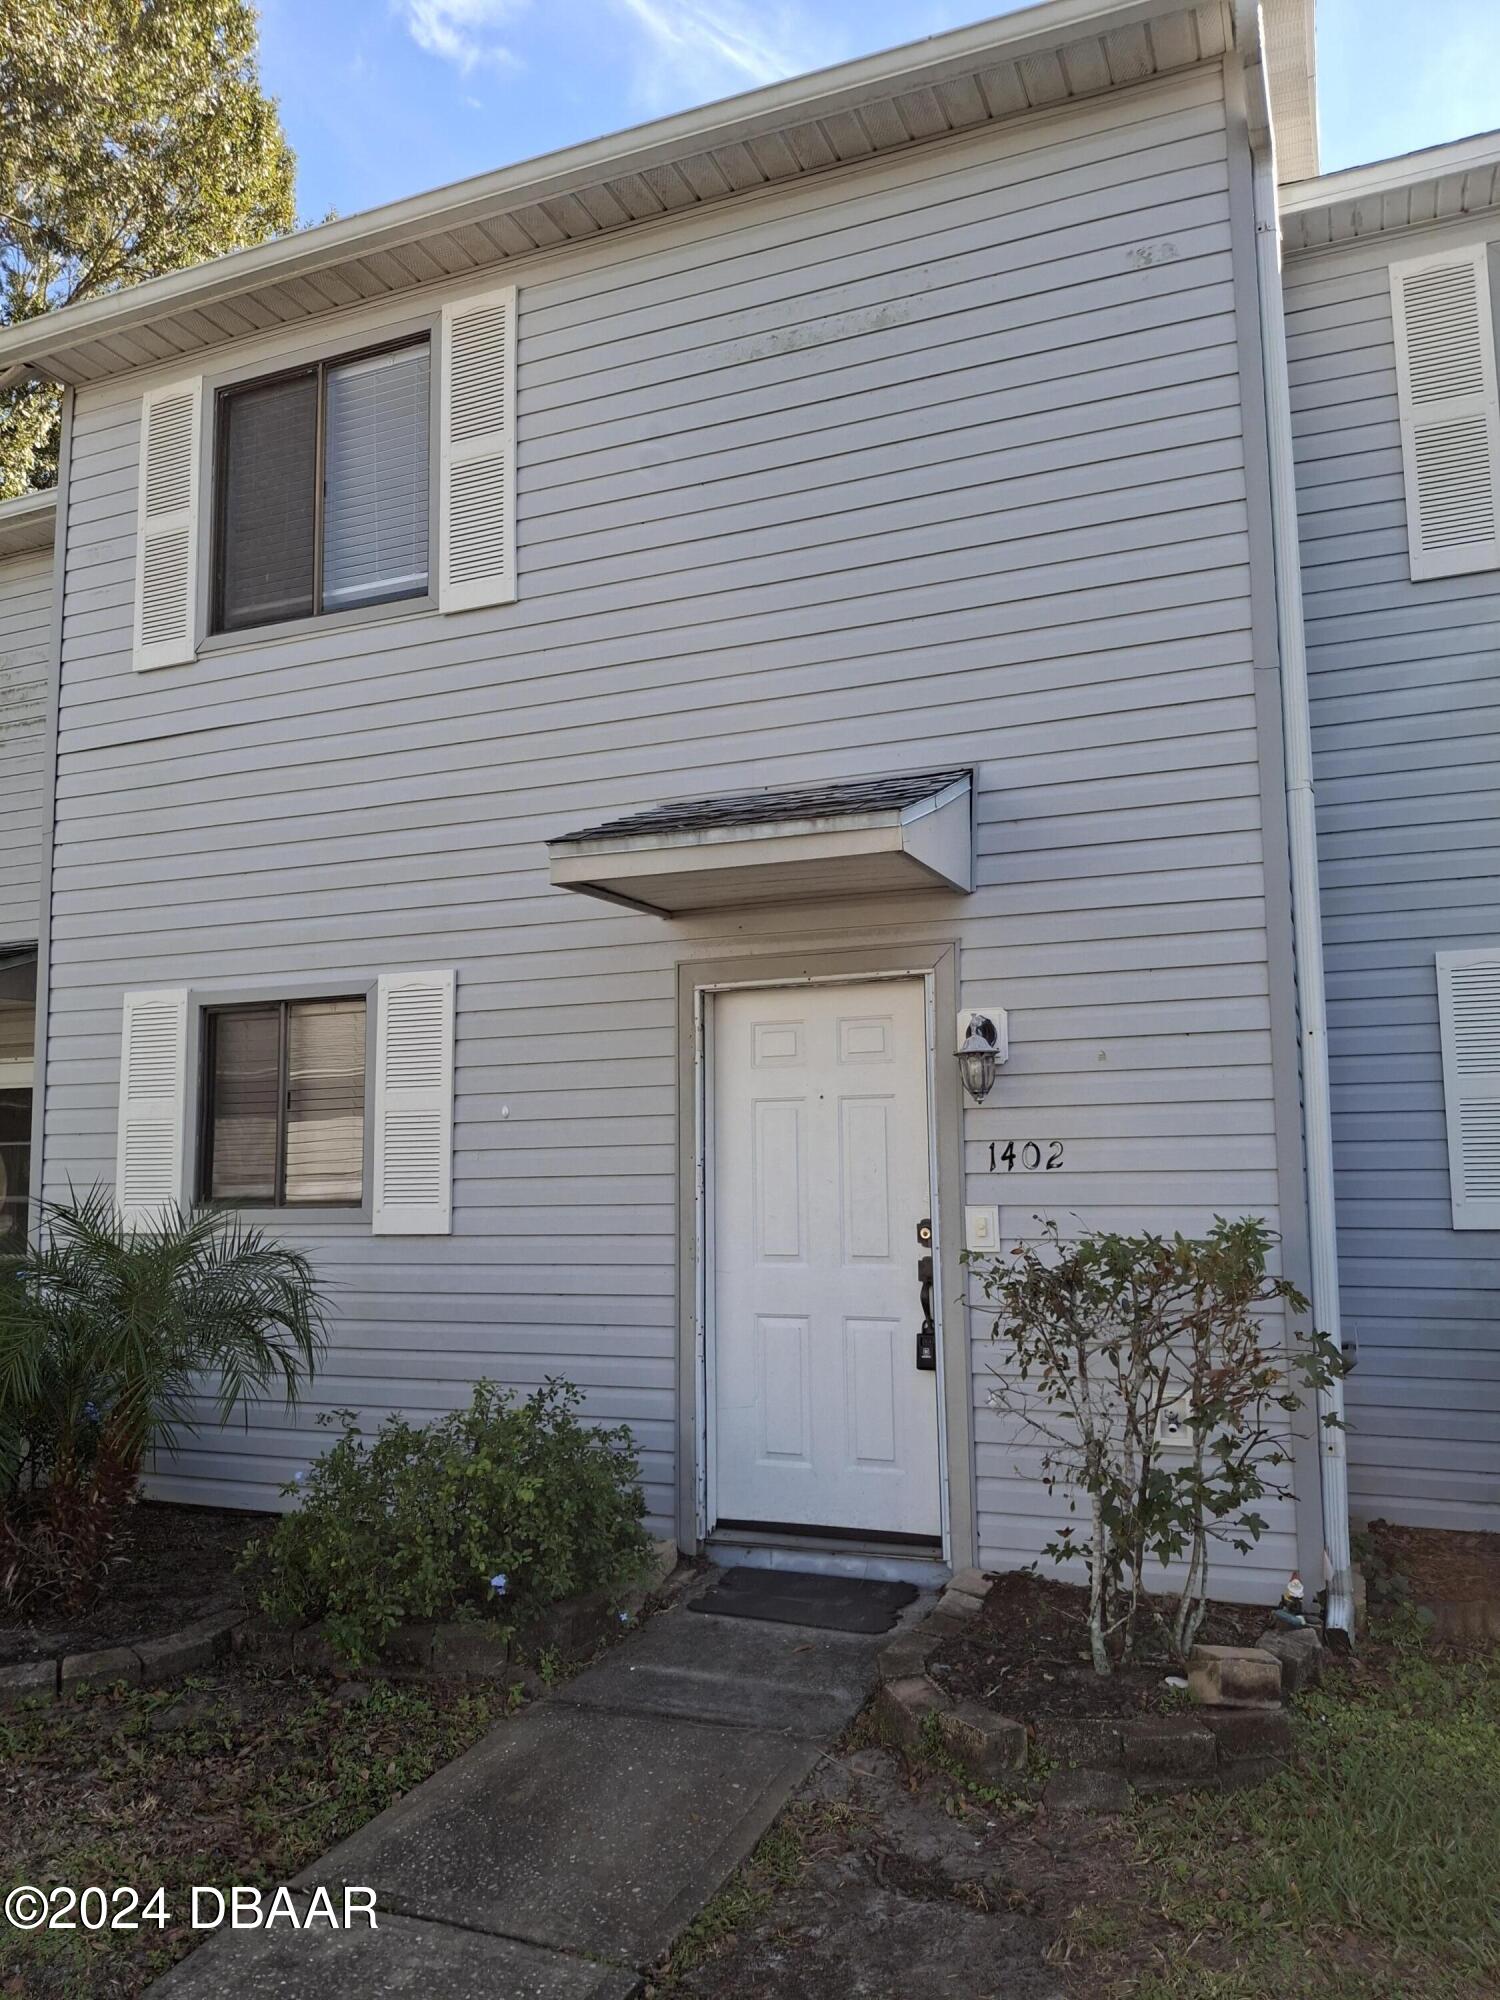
[989,1140,1064,1172]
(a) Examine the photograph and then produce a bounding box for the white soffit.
[0,489,56,560]
[547,771,974,916]
[1259,0,1317,184]
[0,0,1239,390]
[1281,129,1500,254]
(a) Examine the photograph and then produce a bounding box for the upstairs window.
[213,339,430,634]
[201,997,367,1207]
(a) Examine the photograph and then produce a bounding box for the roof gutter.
[1238,2,1354,1638]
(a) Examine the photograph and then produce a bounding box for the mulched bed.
[1367,1519,1500,1605]
[0,1501,270,1667]
[928,1569,1271,1719]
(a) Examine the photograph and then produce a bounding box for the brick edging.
[0,1607,248,1706]
[1419,1596,1500,1644]
[2,1538,684,1708]
[872,1570,1300,1810]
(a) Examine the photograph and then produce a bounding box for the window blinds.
[322,345,431,611]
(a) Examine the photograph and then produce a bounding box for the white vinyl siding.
[0,546,53,945]
[43,68,1300,1592]
[1287,212,1500,1531]
[133,381,200,671]
[1390,247,1500,580]
[116,989,188,1226]
[439,288,516,613]
[1437,949,1500,1230]
[323,346,431,611]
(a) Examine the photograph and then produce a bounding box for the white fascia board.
[1282,129,1500,217]
[0,0,1202,384]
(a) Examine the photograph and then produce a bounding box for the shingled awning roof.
[547,769,973,916]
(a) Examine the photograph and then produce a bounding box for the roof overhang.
[0,0,1320,393]
[0,490,56,560]
[1258,0,1318,184]
[1280,128,1500,254]
[548,771,973,916]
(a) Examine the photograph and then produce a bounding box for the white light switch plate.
[964,1205,1000,1252]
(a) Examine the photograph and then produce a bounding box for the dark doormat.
[688,1566,918,1634]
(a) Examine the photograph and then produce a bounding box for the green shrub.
[254,1379,651,1665]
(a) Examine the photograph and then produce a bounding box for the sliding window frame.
[210,333,430,637]
[198,997,367,1211]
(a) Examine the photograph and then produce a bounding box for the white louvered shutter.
[133,381,201,670]
[1390,248,1500,581]
[116,990,188,1227]
[1437,949,1500,1230]
[373,969,456,1235]
[439,288,516,613]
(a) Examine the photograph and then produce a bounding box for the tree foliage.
[974,1216,1344,1672]
[1,0,296,495]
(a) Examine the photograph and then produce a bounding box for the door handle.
[916,1224,936,1371]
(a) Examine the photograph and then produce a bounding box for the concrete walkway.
[151,1577,926,1998]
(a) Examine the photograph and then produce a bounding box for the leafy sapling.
[970,1216,1343,1672]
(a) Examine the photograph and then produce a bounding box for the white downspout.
[1248,135,1354,1639]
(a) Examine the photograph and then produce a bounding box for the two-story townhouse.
[0,490,56,1245]
[0,0,1356,1616]
[1283,138,1500,1535]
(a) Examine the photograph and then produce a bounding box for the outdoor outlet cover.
[964,1205,1000,1252]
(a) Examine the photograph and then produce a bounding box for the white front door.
[711,979,941,1540]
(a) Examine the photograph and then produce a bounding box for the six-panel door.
[711,979,941,1539]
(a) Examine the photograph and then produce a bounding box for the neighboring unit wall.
[41,64,1303,1594]
[0,541,53,948]
[1286,216,1500,1532]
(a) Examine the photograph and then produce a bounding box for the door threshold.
[708,1527,949,1587]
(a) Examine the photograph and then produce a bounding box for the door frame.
[674,943,974,1568]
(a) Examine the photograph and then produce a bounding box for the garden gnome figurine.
[1273,1571,1307,1629]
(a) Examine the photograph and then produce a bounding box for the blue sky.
[255,0,1500,225]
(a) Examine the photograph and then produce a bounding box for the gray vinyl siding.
[43,65,1302,1596]
[0,545,52,948]
[1286,215,1500,1532]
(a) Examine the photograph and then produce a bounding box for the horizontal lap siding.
[1287,219,1500,1531]
[0,547,52,947]
[44,67,1298,1590]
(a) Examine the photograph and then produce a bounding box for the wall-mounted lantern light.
[956,1007,1008,1104]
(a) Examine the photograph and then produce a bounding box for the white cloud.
[612,0,836,107]
[403,0,527,72]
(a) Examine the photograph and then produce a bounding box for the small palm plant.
[0,1187,326,1610]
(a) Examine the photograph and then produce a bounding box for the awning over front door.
[546,768,973,916]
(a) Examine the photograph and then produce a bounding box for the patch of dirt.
[1368,1519,1500,1605]
[0,1500,269,1666]
[661,1746,1074,1999]
[929,1569,1270,1718]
